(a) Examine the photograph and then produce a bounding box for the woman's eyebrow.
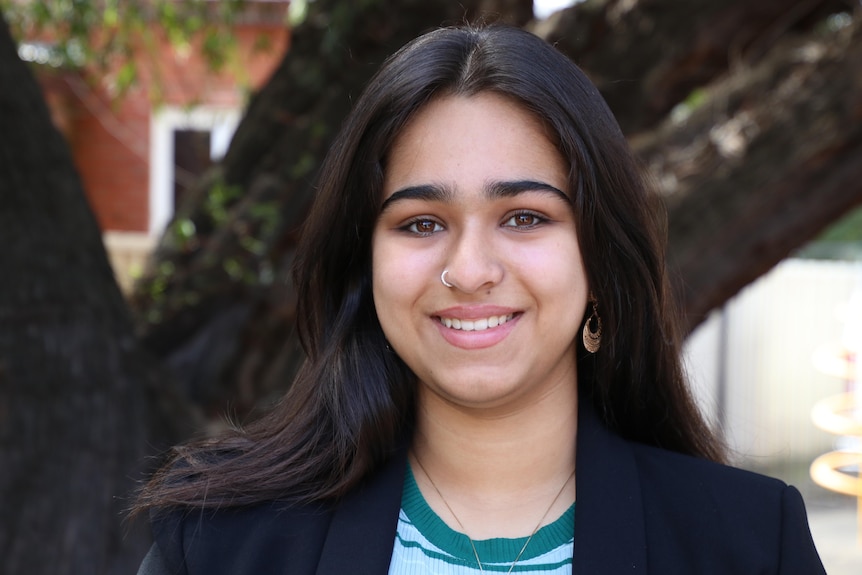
[486,180,571,204]
[380,179,570,213]
[380,184,453,212]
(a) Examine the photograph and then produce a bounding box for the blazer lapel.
[315,445,409,574]
[573,402,648,573]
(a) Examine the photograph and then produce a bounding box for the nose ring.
[441,270,454,288]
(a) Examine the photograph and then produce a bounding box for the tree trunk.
[635,15,862,331]
[532,0,848,135]
[0,14,188,574]
[477,0,534,26]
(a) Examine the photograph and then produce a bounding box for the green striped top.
[387,466,574,574]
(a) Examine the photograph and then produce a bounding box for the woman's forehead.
[381,93,569,198]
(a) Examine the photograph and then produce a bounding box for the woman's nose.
[441,227,504,293]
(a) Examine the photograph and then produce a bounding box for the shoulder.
[148,442,410,575]
[630,440,787,499]
[151,500,334,575]
[628,442,825,574]
[630,440,796,525]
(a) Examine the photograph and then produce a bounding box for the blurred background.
[1,0,860,573]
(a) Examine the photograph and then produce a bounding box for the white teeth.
[440,314,513,332]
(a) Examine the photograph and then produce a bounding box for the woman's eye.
[405,219,443,235]
[504,212,545,228]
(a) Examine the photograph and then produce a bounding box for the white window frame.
[149,106,241,235]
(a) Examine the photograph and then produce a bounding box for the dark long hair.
[134,24,723,514]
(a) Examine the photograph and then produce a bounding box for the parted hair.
[134,24,723,514]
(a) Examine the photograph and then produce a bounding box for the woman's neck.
[410,382,577,539]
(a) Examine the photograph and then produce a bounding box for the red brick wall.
[39,22,289,233]
[69,80,152,231]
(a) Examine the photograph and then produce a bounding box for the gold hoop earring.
[583,300,602,353]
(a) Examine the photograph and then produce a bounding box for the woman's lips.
[433,308,521,349]
[437,313,515,332]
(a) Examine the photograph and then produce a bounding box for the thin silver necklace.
[411,454,575,574]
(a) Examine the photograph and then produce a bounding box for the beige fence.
[685,259,862,468]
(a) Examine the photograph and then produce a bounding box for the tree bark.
[634,16,862,331]
[0,14,188,574]
[532,0,847,135]
[476,0,534,26]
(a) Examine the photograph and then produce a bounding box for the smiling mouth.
[437,313,515,332]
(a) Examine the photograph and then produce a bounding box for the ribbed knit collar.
[401,463,575,564]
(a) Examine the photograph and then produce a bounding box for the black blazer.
[151,404,826,574]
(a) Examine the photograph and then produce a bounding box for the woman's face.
[372,93,588,412]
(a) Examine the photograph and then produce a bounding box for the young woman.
[135,25,825,574]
